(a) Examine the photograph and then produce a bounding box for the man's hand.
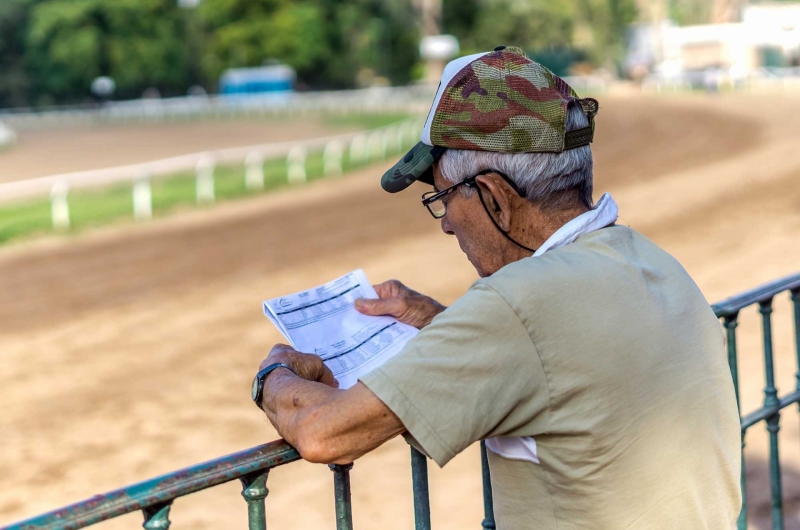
[260,344,338,388]
[257,344,405,465]
[354,280,446,329]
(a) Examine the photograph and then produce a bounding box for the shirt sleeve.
[359,283,550,467]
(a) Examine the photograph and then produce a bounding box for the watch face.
[252,374,260,401]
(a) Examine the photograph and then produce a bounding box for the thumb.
[355,297,404,317]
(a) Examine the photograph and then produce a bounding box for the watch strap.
[254,362,296,409]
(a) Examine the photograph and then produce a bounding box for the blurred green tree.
[196,0,420,89]
[0,0,639,108]
[25,0,195,104]
[442,0,637,74]
[668,0,711,26]
[0,0,41,108]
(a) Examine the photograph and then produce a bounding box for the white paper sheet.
[263,269,418,389]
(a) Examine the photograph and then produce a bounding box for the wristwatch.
[252,362,296,409]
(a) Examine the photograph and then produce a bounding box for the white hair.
[436,102,594,210]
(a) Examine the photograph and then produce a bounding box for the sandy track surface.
[1,94,800,529]
[0,119,357,183]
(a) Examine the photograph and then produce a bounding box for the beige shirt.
[360,226,741,529]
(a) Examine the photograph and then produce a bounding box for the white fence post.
[133,169,153,220]
[245,151,265,191]
[196,155,215,203]
[323,140,344,177]
[349,134,367,167]
[50,180,70,229]
[287,144,307,184]
[402,119,418,148]
[394,124,404,153]
[367,130,385,161]
[382,126,398,156]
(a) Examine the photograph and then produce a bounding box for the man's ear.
[475,173,516,232]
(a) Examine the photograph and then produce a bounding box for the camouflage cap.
[382,46,598,193]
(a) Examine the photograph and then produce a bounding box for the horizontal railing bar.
[1,440,299,530]
[741,389,800,430]
[712,273,800,318]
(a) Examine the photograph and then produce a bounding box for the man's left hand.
[260,344,339,389]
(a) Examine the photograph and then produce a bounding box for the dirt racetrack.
[0,118,359,183]
[1,92,800,529]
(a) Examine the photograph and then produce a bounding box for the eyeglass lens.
[427,198,446,218]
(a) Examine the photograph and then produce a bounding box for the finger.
[316,362,339,388]
[373,280,405,299]
[270,343,296,355]
[354,296,406,317]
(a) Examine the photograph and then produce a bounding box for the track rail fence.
[2,273,799,530]
[0,116,426,235]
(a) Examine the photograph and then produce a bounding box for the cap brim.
[381,143,446,193]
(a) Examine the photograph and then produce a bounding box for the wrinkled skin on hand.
[354,279,447,329]
[260,344,339,388]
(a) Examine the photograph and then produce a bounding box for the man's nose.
[440,215,454,235]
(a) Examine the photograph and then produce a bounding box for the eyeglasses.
[420,169,522,219]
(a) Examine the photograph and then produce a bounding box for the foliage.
[443,0,637,72]
[196,0,420,89]
[668,0,712,26]
[0,0,41,108]
[25,0,194,103]
[0,0,639,107]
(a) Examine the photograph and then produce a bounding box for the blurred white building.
[627,3,800,85]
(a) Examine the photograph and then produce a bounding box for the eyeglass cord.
[476,185,537,254]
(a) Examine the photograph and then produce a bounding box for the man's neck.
[512,204,590,253]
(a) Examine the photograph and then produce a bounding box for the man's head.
[382,46,598,277]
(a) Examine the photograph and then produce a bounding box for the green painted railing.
[712,272,800,530]
[2,271,799,530]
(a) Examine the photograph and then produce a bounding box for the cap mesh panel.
[429,50,587,154]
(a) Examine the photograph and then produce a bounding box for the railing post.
[480,441,496,530]
[724,314,748,530]
[395,124,404,153]
[133,169,153,221]
[240,470,270,530]
[402,120,417,149]
[329,463,354,530]
[381,127,393,156]
[287,144,307,184]
[791,289,800,402]
[142,502,172,530]
[50,180,70,230]
[759,298,785,529]
[323,140,344,177]
[349,134,367,167]
[245,151,265,191]
[367,131,384,162]
[410,446,431,530]
[195,155,215,204]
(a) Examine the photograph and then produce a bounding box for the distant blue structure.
[219,65,296,95]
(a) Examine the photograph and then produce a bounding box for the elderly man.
[254,47,742,528]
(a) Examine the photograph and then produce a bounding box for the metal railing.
[0,437,496,530]
[712,272,800,530]
[2,272,799,530]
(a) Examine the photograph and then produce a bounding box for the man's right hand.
[354,280,446,329]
